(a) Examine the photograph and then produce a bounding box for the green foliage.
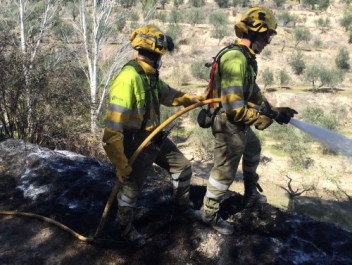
[277,11,294,27]
[262,68,274,89]
[118,0,137,8]
[349,28,352,44]
[0,39,90,149]
[270,124,309,170]
[313,38,323,48]
[293,27,311,47]
[302,106,340,131]
[315,17,330,33]
[304,64,321,90]
[340,13,352,31]
[278,69,291,87]
[115,12,127,31]
[215,0,230,8]
[187,8,205,25]
[273,0,286,7]
[189,0,205,7]
[155,11,167,23]
[335,47,350,70]
[169,7,182,24]
[159,0,168,9]
[304,64,344,91]
[318,0,330,10]
[209,10,230,44]
[302,0,319,9]
[288,50,306,75]
[166,23,182,44]
[173,0,184,7]
[232,0,247,7]
[190,61,209,81]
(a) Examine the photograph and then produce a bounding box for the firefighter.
[200,7,297,235]
[103,25,204,247]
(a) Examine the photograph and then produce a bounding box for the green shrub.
[318,0,330,10]
[315,17,330,33]
[278,69,291,88]
[340,13,352,31]
[189,0,205,7]
[293,27,311,48]
[273,0,286,7]
[166,23,182,44]
[262,68,274,89]
[277,11,298,27]
[209,10,230,44]
[190,61,209,81]
[187,8,205,25]
[215,0,229,8]
[335,47,350,70]
[169,7,182,23]
[288,50,306,75]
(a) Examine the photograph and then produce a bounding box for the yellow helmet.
[235,6,277,38]
[130,25,173,55]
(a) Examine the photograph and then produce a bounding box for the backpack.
[197,44,255,128]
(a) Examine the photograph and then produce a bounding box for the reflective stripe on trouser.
[203,113,261,216]
[117,132,191,225]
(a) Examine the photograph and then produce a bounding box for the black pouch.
[197,108,212,128]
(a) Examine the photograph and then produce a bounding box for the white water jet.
[289,119,352,158]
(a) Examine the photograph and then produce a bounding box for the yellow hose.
[0,98,222,243]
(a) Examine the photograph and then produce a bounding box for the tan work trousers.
[203,113,261,216]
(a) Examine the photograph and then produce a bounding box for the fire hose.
[0,98,222,243]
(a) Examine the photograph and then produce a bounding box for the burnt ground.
[1,138,352,265]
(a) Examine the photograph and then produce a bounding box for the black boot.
[201,212,234,235]
[120,224,146,248]
[243,181,267,208]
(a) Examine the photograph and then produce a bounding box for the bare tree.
[279,175,314,199]
[63,0,157,133]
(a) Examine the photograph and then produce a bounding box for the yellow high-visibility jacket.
[213,39,267,124]
[105,59,188,132]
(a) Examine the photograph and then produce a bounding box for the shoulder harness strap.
[124,60,160,131]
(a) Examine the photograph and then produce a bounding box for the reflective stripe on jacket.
[214,40,267,124]
[105,59,182,132]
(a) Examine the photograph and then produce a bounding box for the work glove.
[272,107,298,124]
[254,115,273,130]
[103,128,132,183]
[173,93,205,107]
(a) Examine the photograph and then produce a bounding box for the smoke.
[289,119,352,158]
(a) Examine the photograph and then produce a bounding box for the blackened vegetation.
[0,139,351,265]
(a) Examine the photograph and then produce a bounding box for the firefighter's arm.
[159,81,204,107]
[102,128,132,183]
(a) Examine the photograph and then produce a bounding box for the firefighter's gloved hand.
[272,107,298,124]
[254,115,273,130]
[174,93,205,107]
[103,128,132,183]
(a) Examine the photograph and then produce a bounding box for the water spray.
[289,119,352,158]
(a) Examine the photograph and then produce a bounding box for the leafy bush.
[166,23,182,44]
[315,17,330,33]
[169,7,182,24]
[189,0,205,7]
[335,47,350,70]
[215,0,229,8]
[340,13,352,31]
[191,61,209,81]
[262,68,274,89]
[278,69,291,88]
[209,10,230,44]
[277,11,298,27]
[187,8,205,25]
[273,0,286,7]
[318,0,330,10]
[293,27,311,47]
[288,50,306,75]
